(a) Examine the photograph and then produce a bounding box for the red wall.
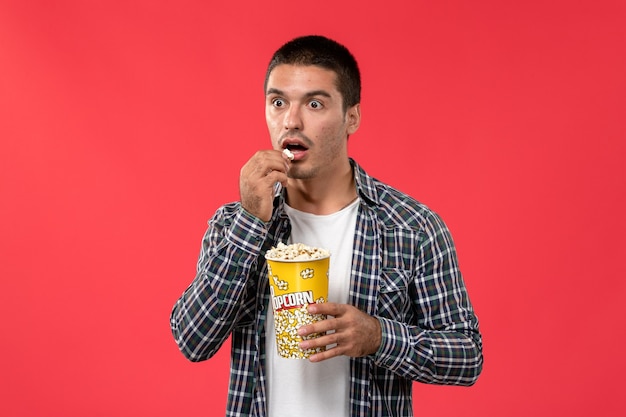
[1,1,624,416]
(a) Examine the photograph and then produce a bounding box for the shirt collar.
[350,158,379,206]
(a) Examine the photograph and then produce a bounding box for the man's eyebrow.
[305,90,332,99]
[265,88,332,98]
[266,88,283,96]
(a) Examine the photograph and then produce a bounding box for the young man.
[170,35,483,417]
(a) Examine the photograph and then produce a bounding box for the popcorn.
[265,242,330,359]
[273,304,326,359]
[283,148,295,160]
[265,242,330,261]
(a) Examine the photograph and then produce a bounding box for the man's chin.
[287,168,315,181]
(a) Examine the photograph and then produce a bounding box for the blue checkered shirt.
[170,159,483,416]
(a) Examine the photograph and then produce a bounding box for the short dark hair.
[264,35,361,111]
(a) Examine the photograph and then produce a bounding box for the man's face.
[265,64,360,180]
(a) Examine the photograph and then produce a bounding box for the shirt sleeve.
[373,211,483,385]
[170,204,268,362]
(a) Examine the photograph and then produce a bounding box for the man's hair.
[264,35,361,111]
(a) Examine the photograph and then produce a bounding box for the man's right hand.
[239,150,290,222]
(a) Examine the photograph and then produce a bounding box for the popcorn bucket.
[265,246,330,359]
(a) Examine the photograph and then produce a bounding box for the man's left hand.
[297,303,382,362]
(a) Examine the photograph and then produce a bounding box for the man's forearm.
[374,317,483,385]
[170,206,268,361]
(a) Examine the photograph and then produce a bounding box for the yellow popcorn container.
[265,252,330,359]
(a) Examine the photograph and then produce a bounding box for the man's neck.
[285,162,356,215]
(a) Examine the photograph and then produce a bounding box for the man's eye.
[273,98,285,108]
[309,100,322,109]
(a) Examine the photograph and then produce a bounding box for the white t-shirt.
[265,198,359,417]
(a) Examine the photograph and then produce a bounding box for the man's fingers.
[307,346,343,363]
[306,302,343,316]
[299,329,339,348]
[239,149,290,221]
[298,316,340,337]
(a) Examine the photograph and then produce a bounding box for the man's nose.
[284,106,303,130]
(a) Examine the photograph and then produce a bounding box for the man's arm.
[384,210,482,385]
[298,302,482,386]
[170,205,267,362]
[171,149,291,362]
[374,314,482,386]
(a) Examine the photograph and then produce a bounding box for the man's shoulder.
[353,161,436,228]
[371,178,434,222]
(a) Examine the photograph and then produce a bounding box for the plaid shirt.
[171,159,483,416]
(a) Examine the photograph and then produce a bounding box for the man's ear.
[346,103,361,135]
